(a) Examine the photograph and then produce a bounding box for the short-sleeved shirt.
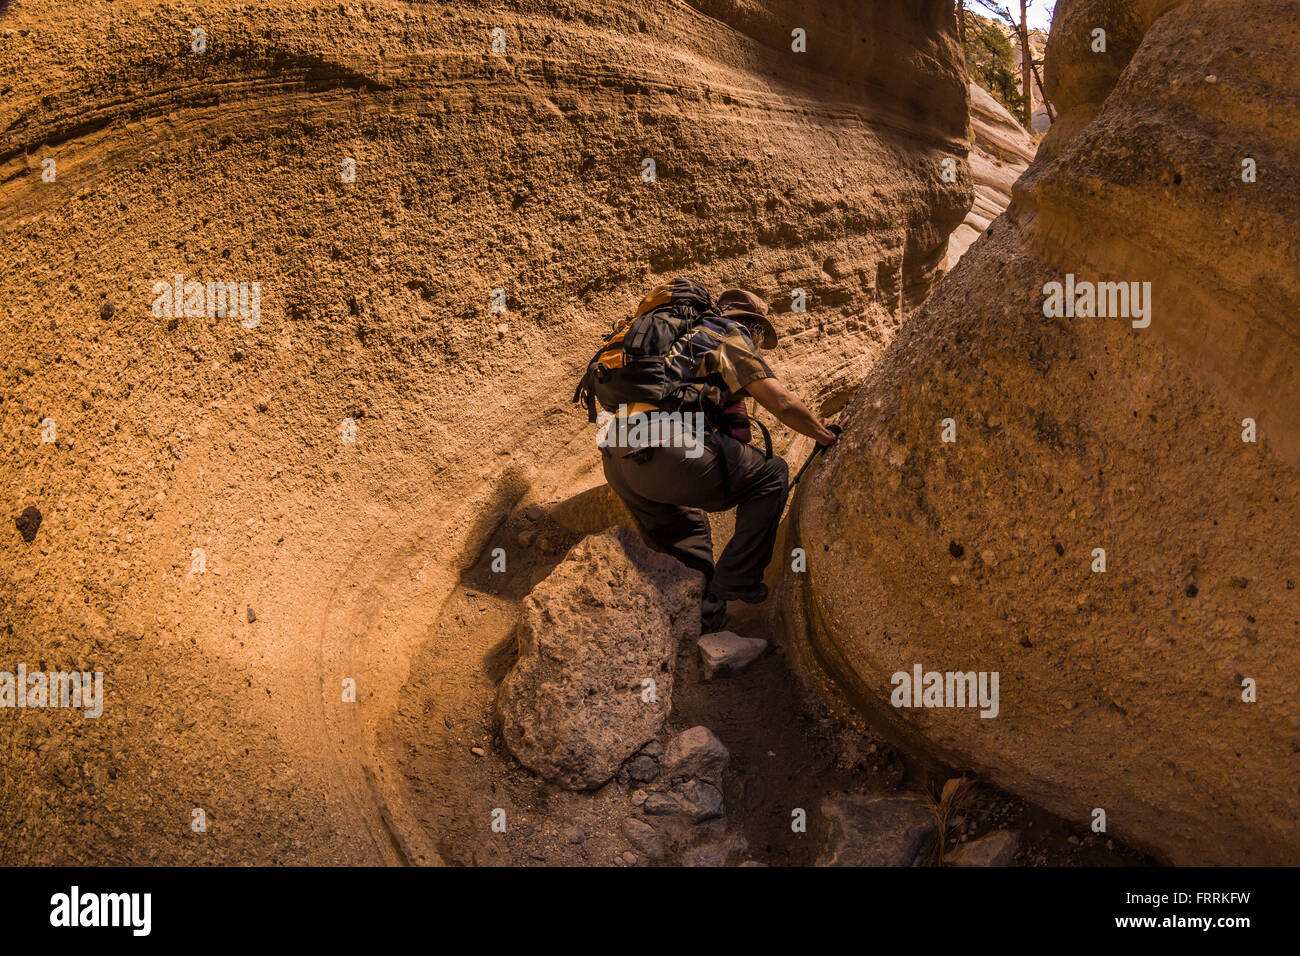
[662,312,773,410]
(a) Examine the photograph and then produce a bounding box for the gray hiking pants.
[601,430,789,601]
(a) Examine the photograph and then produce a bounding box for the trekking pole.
[788,424,841,491]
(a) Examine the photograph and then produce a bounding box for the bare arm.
[744,377,841,446]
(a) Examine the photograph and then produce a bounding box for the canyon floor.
[373,482,1151,867]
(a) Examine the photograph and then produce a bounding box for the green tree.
[961,12,1025,119]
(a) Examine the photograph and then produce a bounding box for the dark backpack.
[572,279,718,423]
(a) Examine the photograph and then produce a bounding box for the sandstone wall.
[0,1,969,863]
[945,81,1036,267]
[789,0,1300,864]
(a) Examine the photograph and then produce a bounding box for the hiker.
[574,278,842,631]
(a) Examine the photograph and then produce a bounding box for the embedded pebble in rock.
[15,506,42,543]
[698,631,768,680]
[682,833,748,867]
[683,844,728,867]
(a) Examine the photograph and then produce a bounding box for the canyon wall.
[945,81,1036,267]
[789,0,1300,865]
[0,1,969,863]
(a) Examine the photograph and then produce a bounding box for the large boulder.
[497,527,703,789]
[788,0,1300,865]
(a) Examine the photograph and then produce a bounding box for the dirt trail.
[364,454,1149,867]
[377,500,860,866]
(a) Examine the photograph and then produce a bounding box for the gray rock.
[496,527,703,789]
[621,817,664,860]
[626,755,659,783]
[663,726,729,786]
[947,829,1021,867]
[564,825,587,845]
[643,792,680,816]
[818,794,936,867]
[672,780,725,824]
[698,630,767,680]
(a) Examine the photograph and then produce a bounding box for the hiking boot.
[701,592,729,634]
[712,582,768,605]
[702,605,730,633]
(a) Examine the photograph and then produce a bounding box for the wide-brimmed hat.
[717,289,778,349]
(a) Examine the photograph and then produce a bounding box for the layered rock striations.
[0,1,970,862]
